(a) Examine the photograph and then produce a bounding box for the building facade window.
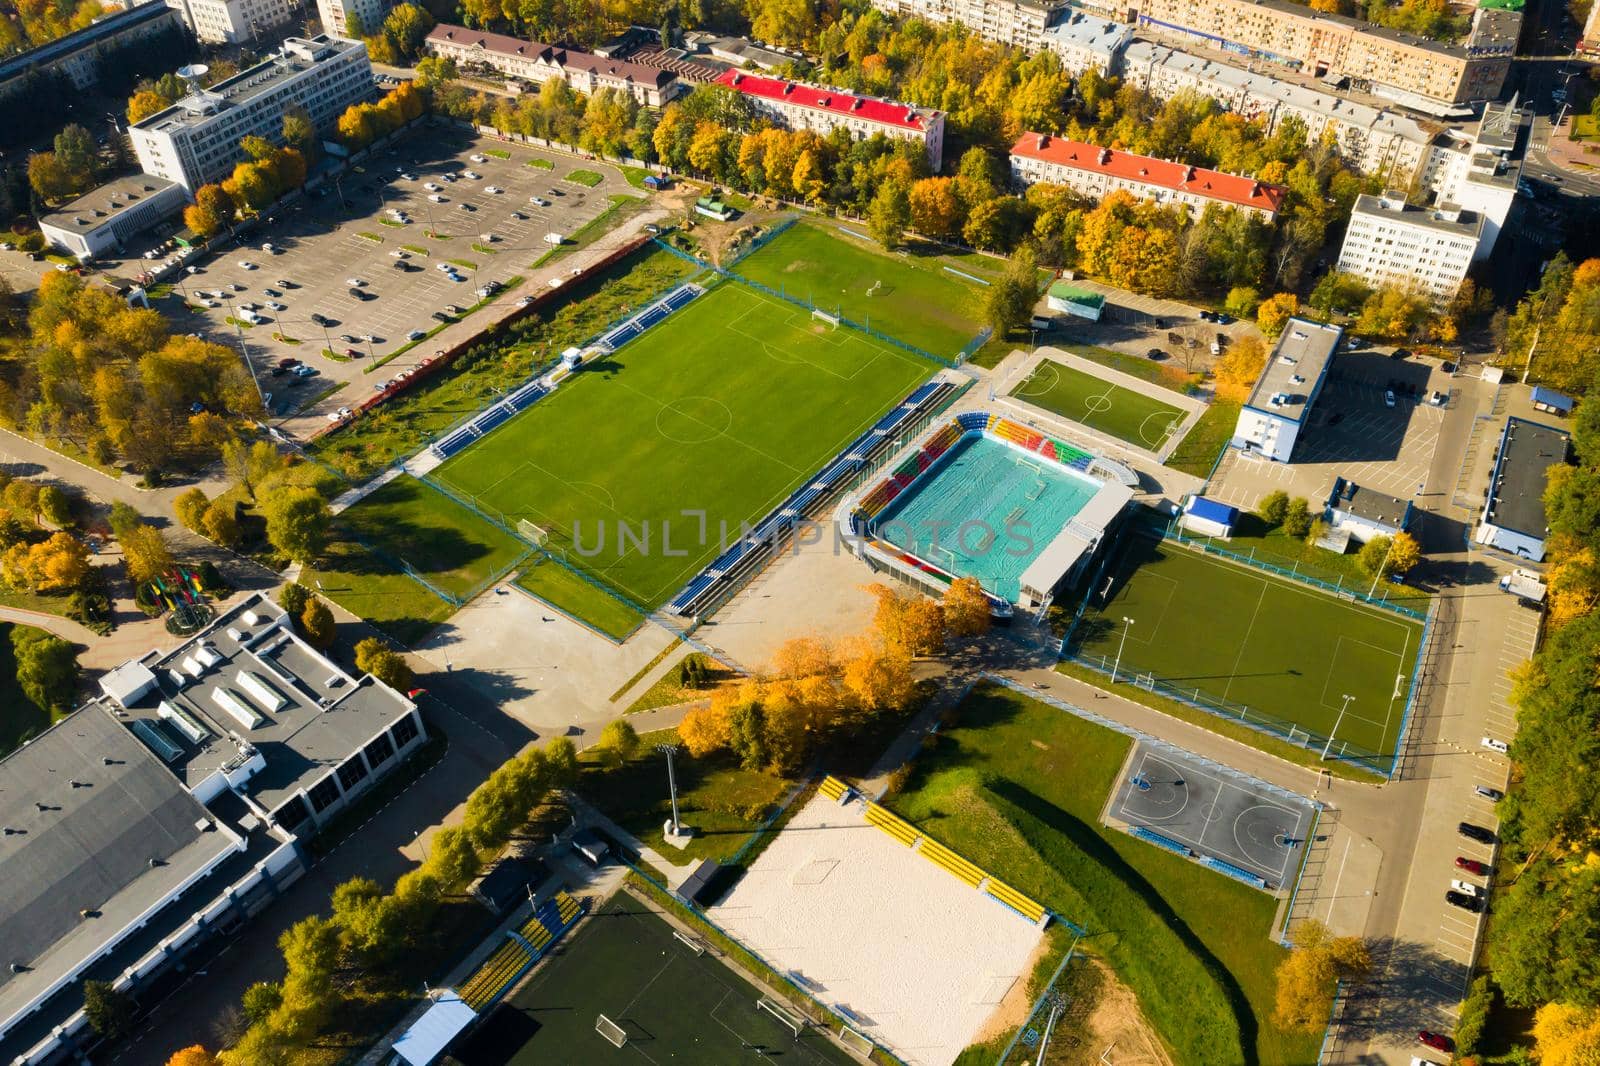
[308,775,342,812]
[391,713,420,749]
[364,731,395,769]
[337,755,370,792]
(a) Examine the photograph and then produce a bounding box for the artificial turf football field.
[1074,535,1423,765]
[428,279,931,625]
[1011,358,1187,449]
[731,220,988,359]
[447,894,856,1066]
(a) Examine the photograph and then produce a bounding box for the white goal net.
[596,1014,628,1048]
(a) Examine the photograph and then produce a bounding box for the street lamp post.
[1321,694,1355,762]
[1112,616,1135,683]
[1366,535,1398,599]
[656,743,683,838]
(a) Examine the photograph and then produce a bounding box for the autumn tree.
[184,184,235,238]
[300,597,335,650]
[771,635,834,679]
[1272,921,1372,1032]
[355,637,413,691]
[202,499,241,548]
[1357,531,1421,579]
[1213,334,1269,397]
[942,577,991,638]
[909,177,963,239]
[127,90,171,124]
[2,532,89,592]
[1532,1002,1600,1066]
[166,1046,219,1066]
[37,484,73,527]
[1256,292,1298,337]
[121,523,174,586]
[840,635,915,712]
[174,487,210,533]
[679,703,732,756]
[261,486,329,563]
[867,583,944,657]
[597,719,640,768]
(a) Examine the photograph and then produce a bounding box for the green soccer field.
[1074,536,1422,765]
[430,280,931,625]
[731,221,987,359]
[1012,359,1187,449]
[451,894,856,1065]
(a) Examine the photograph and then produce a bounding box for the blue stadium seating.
[1130,826,1193,857]
[1198,855,1270,889]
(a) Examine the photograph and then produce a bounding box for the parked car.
[1391,347,1412,360]
[469,154,486,163]
[263,287,281,297]
[1450,879,1483,897]
[1445,891,1484,913]
[1145,348,1165,360]
[485,185,503,194]
[1474,785,1504,801]
[237,260,257,270]
[276,357,300,369]
[1455,856,1490,875]
[291,364,318,377]
[428,194,446,203]
[510,211,526,220]
[463,170,480,180]
[408,328,427,340]
[1481,736,1509,754]
[390,250,409,259]
[1384,389,1396,408]
[310,313,329,326]
[1418,1031,1454,1053]
[277,278,296,288]
[1199,309,1216,321]
[424,182,441,191]
[431,310,453,322]
[530,195,550,206]
[1459,822,1496,845]
[347,277,366,287]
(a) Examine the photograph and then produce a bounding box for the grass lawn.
[513,555,644,641]
[310,476,529,645]
[895,682,1319,1066]
[731,220,988,359]
[1072,534,1423,767]
[1573,113,1599,141]
[311,245,697,482]
[0,623,54,755]
[524,157,554,169]
[565,168,604,187]
[1166,398,1240,477]
[431,278,930,627]
[476,893,856,1065]
[1012,358,1187,449]
[576,729,792,865]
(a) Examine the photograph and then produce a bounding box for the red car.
[1456,856,1490,876]
[276,357,300,369]
[1419,1030,1454,1053]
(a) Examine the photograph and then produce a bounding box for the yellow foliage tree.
[167,1046,219,1066]
[1272,921,1372,1032]
[1256,292,1299,337]
[1532,1002,1600,1066]
[867,583,944,657]
[770,635,834,679]
[678,702,732,757]
[840,636,915,712]
[1213,334,1269,400]
[942,577,991,638]
[1,532,89,592]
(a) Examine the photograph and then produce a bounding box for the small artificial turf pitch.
[731,221,987,359]
[451,893,856,1065]
[430,279,931,626]
[1011,358,1186,449]
[1074,535,1422,765]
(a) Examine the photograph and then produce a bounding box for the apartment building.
[1131,0,1508,107]
[1040,10,1134,74]
[164,0,295,44]
[131,35,373,191]
[716,68,947,171]
[39,174,187,260]
[1335,191,1482,299]
[1118,41,1441,184]
[1415,99,1521,259]
[0,592,427,1065]
[315,0,387,39]
[1008,131,1286,219]
[0,1,184,103]
[870,0,1071,50]
[425,24,684,107]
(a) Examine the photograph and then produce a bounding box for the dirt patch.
[971,933,1054,1045]
[1072,958,1174,1066]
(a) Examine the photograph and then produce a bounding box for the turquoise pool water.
[873,433,1100,601]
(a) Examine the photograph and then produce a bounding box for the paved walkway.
[0,605,102,645]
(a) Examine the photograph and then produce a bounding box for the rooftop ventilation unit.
[132,719,183,762]
[159,700,211,744]
[211,687,265,731]
[237,670,287,713]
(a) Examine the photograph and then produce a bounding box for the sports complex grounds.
[1070,534,1425,768]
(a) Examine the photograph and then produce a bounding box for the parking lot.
[150,125,640,421]
[1207,353,1454,512]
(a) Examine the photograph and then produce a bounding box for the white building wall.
[316,0,387,37]
[1335,202,1478,300]
[1231,406,1300,461]
[167,0,296,44]
[1476,522,1547,562]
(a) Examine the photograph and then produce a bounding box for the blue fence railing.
[723,213,799,270]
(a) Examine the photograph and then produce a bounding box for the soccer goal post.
[812,308,841,328]
[516,518,549,547]
[758,997,806,1038]
[596,1014,628,1048]
[838,1024,875,1058]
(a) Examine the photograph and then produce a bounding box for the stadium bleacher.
[455,891,589,1012]
[1130,826,1194,858]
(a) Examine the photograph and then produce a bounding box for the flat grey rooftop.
[1331,479,1411,528]
[119,594,414,814]
[1351,193,1483,237]
[1486,417,1570,538]
[0,707,235,1035]
[40,173,180,232]
[1246,318,1342,423]
[133,35,363,135]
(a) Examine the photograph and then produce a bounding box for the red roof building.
[426,25,684,107]
[715,69,946,171]
[1008,131,1286,219]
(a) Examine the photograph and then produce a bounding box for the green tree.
[83,980,137,1038]
[300,597,335,650]
[202,500,241,548]
[1454,975,1492,1055]
[12,625,78,714]
[983,245,1037,339]
[261,487,329,563]
[1282,497,1313,538]
[597,719,640,768]
[354,637,413,691]
[108,500,142,539]
[37,484,72,527]
[278,581,310,618]
[1258,490,1289,526]
[867,180,910,251]
[1224,286,1260,319]
[1358,531,1421,579]
[544,735,579,787]
[240,982,283,1025]
[727,700,769,771]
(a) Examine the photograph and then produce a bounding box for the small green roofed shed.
[1047,281,1106,321]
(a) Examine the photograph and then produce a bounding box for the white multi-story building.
[716,69,946,171]
[869,0,1072,50]
[1040,10,1133,75]
[1008,131,1286,219]
[0,1,184,103]
[1415,99,1521,260]
[39,173,187,260]
[165,0,295,45]
[425,24,684,107]
[1336,191,1482,300]
[1117,41,1442,186]
[131,35,373,191]
[0,592,427,1065]
[315,0,387,39]
[1230,317,1342,462]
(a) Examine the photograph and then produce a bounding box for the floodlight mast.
[657,743,682,835]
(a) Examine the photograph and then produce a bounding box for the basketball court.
[1108,741,1315,891]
